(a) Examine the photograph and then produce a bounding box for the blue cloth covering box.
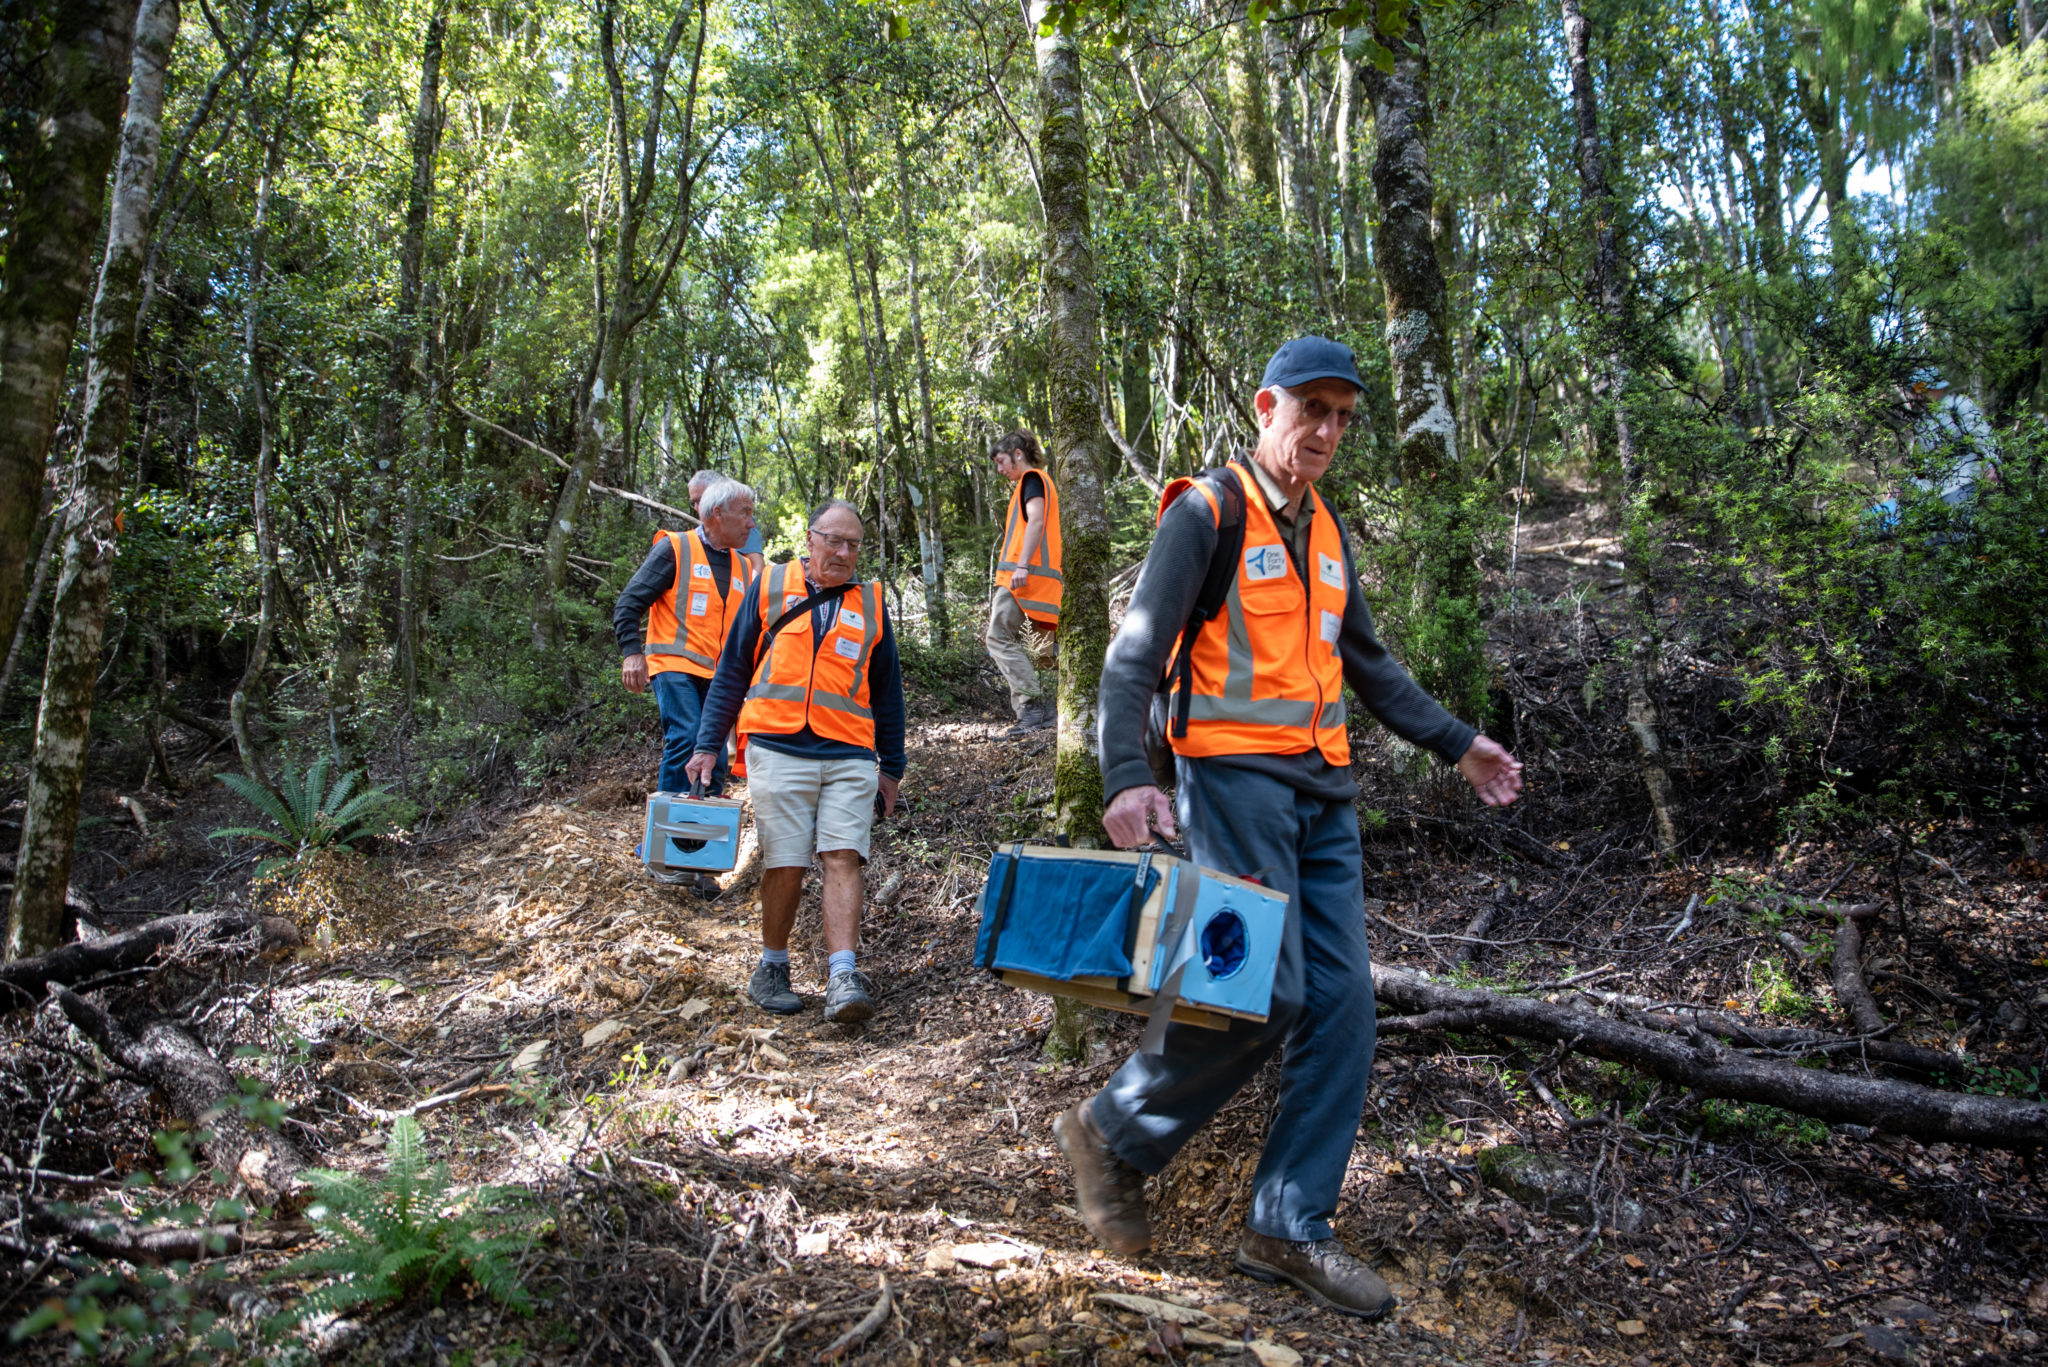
[642,793,744,872]
[974,843,1285,1030]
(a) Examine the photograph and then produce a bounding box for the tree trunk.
[0,514,62,708]
[893,115,950,645]
[229,48,300,790]
[535,0,707,648]
[6,0,180,960]
[0,0,141,657]
[1357,17,1486,719]
[1228,20,1279,197]
[1032,0,1113,849]
[333,2,445,756]
[1559,0,1683,861]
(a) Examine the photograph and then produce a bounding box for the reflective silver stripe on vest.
[745,681,808,703]
[647,527,745,663]
[747,569,882,725]
[831,582,883,711]
[1017,597,1061,616]
[648,642,717,666]
[1000,481,1060,578]
[1184,694,1317,726]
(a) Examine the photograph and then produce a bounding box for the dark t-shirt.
[1018,471,1046,513]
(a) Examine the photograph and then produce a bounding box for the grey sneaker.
[823,970,878,1023]
[648,865,692,886]
[691,873,723,898]
[747,960,803,1015]
[1234,1231,1397,1320]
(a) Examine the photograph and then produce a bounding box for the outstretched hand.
[1456,735,1524,806]
[1104,785,1177,849]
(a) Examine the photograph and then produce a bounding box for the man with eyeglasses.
[687,499,906,1023]
[1058,336,1523,1318]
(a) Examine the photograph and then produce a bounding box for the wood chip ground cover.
[5,510,2045,1365]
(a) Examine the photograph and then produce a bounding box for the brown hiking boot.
[1052,1100,1151,1256]
[1234,1231,1398,1320]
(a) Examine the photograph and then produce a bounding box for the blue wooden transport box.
[974,844,1285,1030]
[642,793,744,873]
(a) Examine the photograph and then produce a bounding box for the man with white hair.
[690,468,765,576]
[615,479,761,887]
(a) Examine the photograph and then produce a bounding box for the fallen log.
[1824,902,1887,1036]
[0,910,300,1012]
[1372,964,2046,1150]
[54,989,305,1203]
[1556,986,1962,1076]
[19,1199,308,1264]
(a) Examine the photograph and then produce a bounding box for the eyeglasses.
[809,530,863,553]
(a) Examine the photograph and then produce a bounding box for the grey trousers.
[1092,757,1377,1242]
[983,587,1044,717]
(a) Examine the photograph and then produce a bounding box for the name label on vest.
[839,609,864,632]
[1319,552,1344,589]
[834,635,862,660]
[690,592,709,617]
[1243,544,1289,582]
[1321,609,1341,646]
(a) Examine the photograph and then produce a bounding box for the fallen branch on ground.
[19,1200,309,1264]
[816,1275,892,1363]
[53,989,306,1202]
[1,911,300,1012]
[1372,964,2044,1149]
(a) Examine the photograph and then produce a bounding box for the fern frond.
[207,824,297,848]
[324,766,361,815]
[215,772,294,833]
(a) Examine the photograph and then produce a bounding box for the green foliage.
[211,758,396,881]
[1752,956,1815,1019]
[269,1117,545,1326]
[1700,1098,1830,1146]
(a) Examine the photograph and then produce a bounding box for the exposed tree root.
[1371,964,2044,1149]
[15,1199,308,1264]
[0,910,300,1012]
[53,988,306,1202]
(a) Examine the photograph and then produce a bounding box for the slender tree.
[8,0,180,958]
[0,0,141,656]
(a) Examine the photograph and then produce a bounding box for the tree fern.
[269,1117,543,1331]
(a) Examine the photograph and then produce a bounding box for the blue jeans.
[1092,758,1377,1243]
[654,670,726,795]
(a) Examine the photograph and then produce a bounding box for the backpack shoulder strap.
[1166,466,1247,740]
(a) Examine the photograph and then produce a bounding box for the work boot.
[823,970,878,1023]
[747,961,803,1015]
[1052,1100,1152,1256]
[691,873,723,898]
[1234,1231,1398,1320]
[1005,699,1054,737]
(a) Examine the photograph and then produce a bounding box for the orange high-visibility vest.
[737,560,887,751]
[645,529,757,680]
[996,466,1063,625]
[1163,462,1350,765]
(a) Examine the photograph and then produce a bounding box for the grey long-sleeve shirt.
[1097,473,1477,804]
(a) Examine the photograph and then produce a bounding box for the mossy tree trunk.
[1357,17,1487,723]
[0,0,139,658]
[8,0,179,958]
[1033,0,1114,1063]
[1559,0,1682,860]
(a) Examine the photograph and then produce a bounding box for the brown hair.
[993,430,1043,467]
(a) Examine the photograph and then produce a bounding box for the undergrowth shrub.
[268,1116,546,1326]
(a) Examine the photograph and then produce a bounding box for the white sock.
[828,950,856,979]
[760,947,789,966]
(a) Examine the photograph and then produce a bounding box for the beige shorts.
[745,742,880,866]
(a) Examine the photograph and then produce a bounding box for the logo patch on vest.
[784,594,805,611]
[839,609,864,632]
[1320,610,1341,646]
[689,592,709,617]
[1319,552,1345,589]
[1243,544,1289,582]
[833,636,862,660]
[691,561,712,579]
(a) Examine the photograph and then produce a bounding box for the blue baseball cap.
[1261,335,1364,392]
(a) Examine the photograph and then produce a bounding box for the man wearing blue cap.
[1053,335,1523,1317]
